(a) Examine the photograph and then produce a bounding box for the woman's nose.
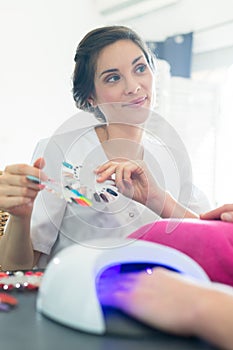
[124,77,141,95]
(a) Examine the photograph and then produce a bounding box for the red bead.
[0,272,8,278]
[26,283,38,290]
[24,271,34,276]
[34,271,44,277]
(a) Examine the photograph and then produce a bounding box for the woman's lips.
[122,96,147,108]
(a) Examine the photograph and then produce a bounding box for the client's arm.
[99,267,233,350]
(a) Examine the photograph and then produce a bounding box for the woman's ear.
[87,96,96,107]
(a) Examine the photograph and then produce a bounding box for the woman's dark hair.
[72,25,156,115]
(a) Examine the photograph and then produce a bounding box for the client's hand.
[0,157,47,217]
[98,267,233,350]
[200,204,233,223]
[98,267,206,335]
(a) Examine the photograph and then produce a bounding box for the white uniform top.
[30,123,210,268]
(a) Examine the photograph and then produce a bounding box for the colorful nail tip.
[72,197,92,207]
[62,161,73,169]
[99,193,109,202]
[26,175,41,184]
[106,188,118,196]
[93,192,101,202]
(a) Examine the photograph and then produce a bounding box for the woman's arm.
[96,160,198,219]
[0,158,46,270]
[0,215,35,270]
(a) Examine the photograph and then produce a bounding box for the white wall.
[0,0,102,168]
[120,0,233,206]
[119,0,233,52]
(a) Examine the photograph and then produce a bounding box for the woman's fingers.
[0,158,47,215]
[97,272,140,306]
[221,212,233,222]
[0,181,41,210]
[0,196,33,210]
[4,158,47,181]
[0,182,40,197]
[33,157,45,169]
[200,207,222,220]
[95,160,149,202]
[200,204,233,222]
[96,160,141,184]
[1,172,39,190]
[95,161,118,182]
[96,165,117,182]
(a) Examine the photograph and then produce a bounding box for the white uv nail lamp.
[37,238,210,334]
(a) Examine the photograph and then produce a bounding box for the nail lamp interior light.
[37,238,210,335]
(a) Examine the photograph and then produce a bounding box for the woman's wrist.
[145,188,166,214]
[5,213,31,238]
[147,191,199,219]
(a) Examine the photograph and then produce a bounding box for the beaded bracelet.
[0,270,44,292]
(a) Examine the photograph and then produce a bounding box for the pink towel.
[128,219,233,286]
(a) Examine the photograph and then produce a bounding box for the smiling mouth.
[122,96,147,108]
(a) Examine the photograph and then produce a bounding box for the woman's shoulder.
[36,110,101,148]
[37,124,99,151]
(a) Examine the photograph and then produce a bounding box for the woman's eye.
[136,64,147,73]
[105,75,120,83]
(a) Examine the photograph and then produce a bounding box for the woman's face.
[90,40,155,113]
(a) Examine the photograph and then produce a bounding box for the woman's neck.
[95,123,144,161]
[107,123,143,141]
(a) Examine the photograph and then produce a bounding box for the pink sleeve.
[128,218,233,286]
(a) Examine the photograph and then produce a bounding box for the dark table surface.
[0,290,217,350]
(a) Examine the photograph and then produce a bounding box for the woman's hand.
[95,160,164,207]
[95,160,198,219]
[200,204,233,222]
[0,157,47,218]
